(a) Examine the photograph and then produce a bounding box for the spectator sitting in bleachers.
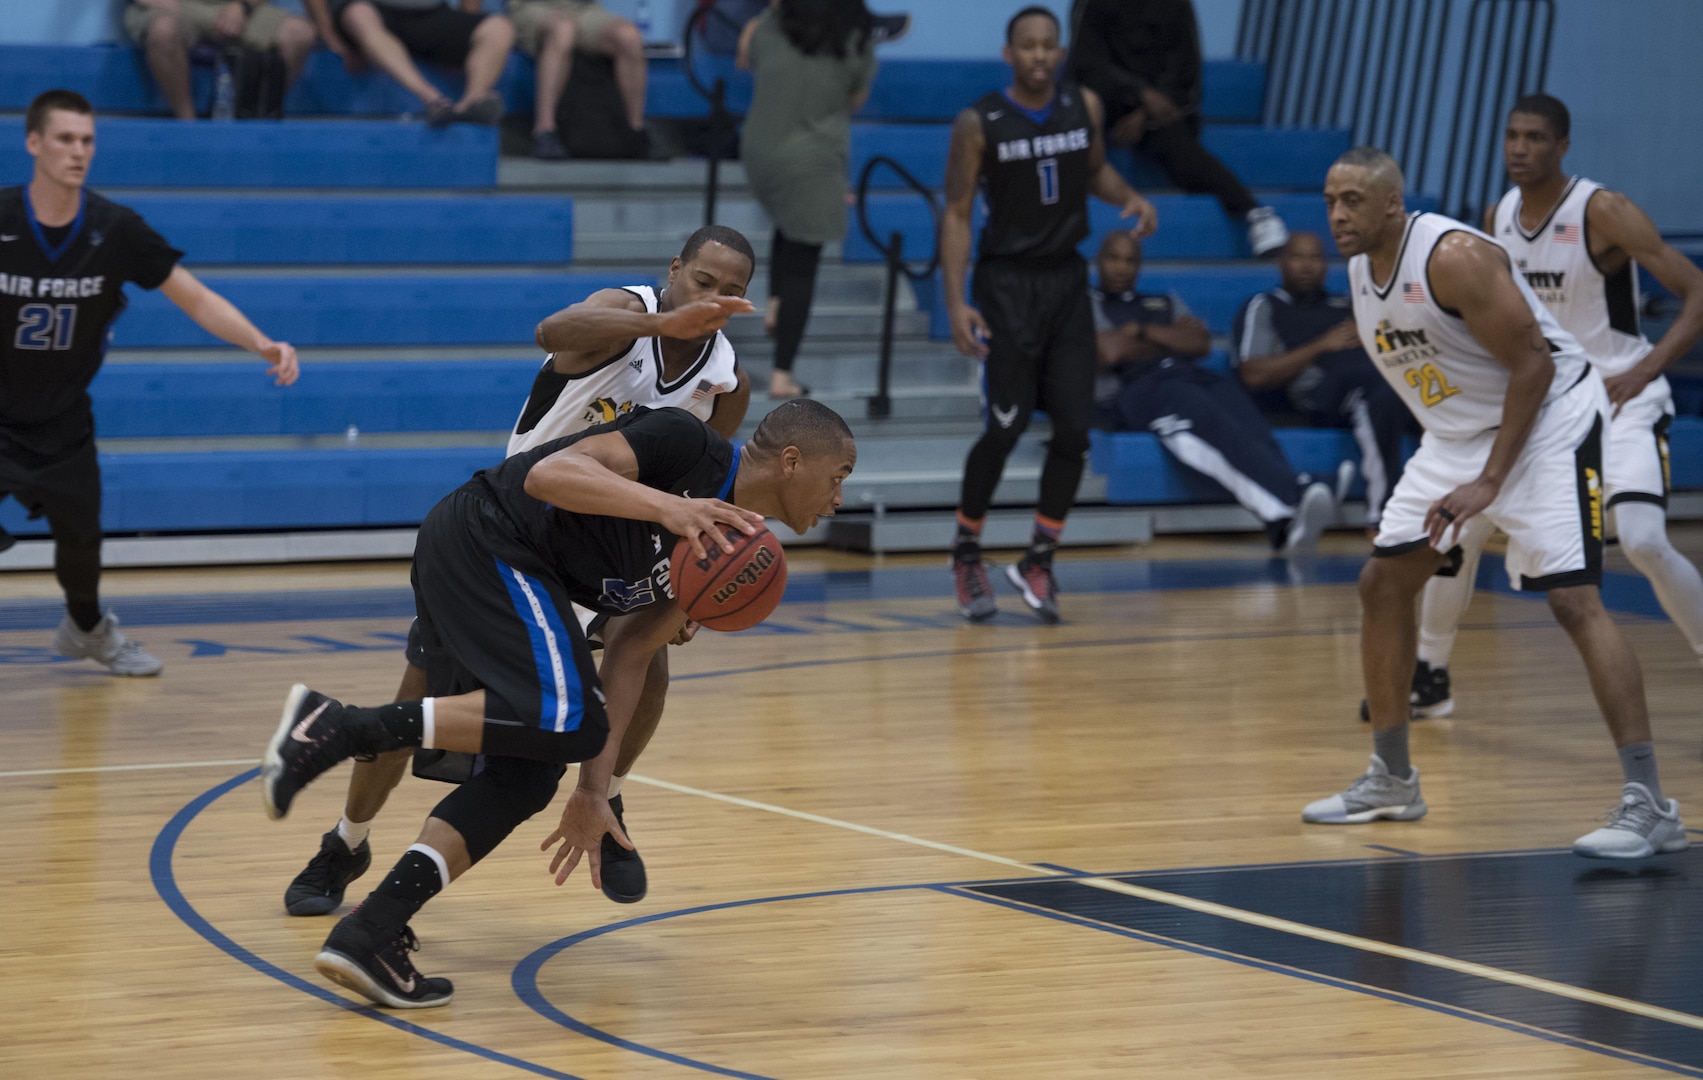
[302,0,514,126]
[1092,231,1336,554]
[1230,232,1417,529]
[125,0,318,120]
[1069,0,1288,256]
[507,1,647,160]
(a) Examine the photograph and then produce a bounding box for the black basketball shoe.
[262,683,391,821]
[600,793,647,904]
[285,828,373,916]
[315,907,453,1009]
[1359,661,1455,721]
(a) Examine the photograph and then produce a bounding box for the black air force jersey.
[974,88,1094,260]
[0,187,182,456]
[471,406,737,616]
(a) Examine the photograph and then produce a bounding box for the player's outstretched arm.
[940,107,989,359]
[543,603,684,889]
[1081,86,1157,239]
[1425,233,1554,541]
[523,430,763,557]
[1588,190,1703,408]
[157,266,298,385]
[537,289,753,374]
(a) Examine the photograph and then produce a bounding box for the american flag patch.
[690,378,716,401]
[1554,223,1581,244]
[1403,282,1426,304]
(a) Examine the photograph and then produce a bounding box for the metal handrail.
[681,3,748,226]
[853,154,942,419]
[1237,0,1554,224]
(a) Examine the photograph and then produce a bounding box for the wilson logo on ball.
[672,526,788,632]
[711,546,777,605]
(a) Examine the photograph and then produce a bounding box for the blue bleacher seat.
[117,272,632,347]
[88,361,542,438]
[111,194,572,265]
[0,118,498,189]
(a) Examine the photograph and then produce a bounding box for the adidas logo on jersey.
[629,356,643,372]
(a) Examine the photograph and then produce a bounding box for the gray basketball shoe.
[54,613,163,676]
[1301,754,1427,824]
[1572,783,1688,859]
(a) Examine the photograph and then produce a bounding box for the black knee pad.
[430,756,566,864]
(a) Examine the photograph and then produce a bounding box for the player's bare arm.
[1426,232,1555,541]
[706,366,751,439]
[157,265,299,385]
[536,289,751,374]
[1587,189,1703,406]
[524,431,763,557]
[940,106,989,359]
[542,602,685,889]
[1082,87,1157,238]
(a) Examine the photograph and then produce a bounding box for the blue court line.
[148,768,591,1080]
[0,552,1677,632]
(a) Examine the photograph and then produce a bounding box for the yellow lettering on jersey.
[1659,431,1672,493]
[1585,466,1604,540]
[1403,362,1462,408]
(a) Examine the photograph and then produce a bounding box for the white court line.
[0,757,257,779]
[627,772,1703,1035]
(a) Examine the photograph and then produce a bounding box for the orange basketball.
[671,525,788,631]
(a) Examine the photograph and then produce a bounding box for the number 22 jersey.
[0,186,182,458]
[1347,211,1588,438]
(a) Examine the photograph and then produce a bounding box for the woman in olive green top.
[738,0,877,399]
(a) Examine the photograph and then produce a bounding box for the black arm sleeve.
[117,207,184,290]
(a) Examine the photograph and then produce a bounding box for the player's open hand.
[1426,476,1500,547]
[949,305,991,360]
[542,788,632,889]
[259,340,299,386]
[1122,193,1159,239]
[658,297,756,341]
[662,497,765,561]
[1603,365,1656,416]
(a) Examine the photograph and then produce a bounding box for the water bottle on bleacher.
[212,56,236,120]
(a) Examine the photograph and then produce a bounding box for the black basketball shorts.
[971,253,1097,438]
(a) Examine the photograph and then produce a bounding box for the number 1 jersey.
[974,88,1093,261]
[0,186,182,457]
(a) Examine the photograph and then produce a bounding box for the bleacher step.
[828,506,1153,553]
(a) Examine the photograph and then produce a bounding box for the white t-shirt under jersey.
[1347,212,1589,438]
[1491,176,1652,377]
[507,285,740,456]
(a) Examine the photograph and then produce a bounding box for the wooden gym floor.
[4,528,1702,1079]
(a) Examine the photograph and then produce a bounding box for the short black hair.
[26,89,93,136]
[1510,93,1570,140]
[1006,5,1060,44]
[680,225,756,270]
[749,398,855,460]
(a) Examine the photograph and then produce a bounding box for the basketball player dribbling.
[1304,147,1686,861]
[1395,96,1703,738]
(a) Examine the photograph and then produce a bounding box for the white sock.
[1616,501,1703,663]
[420,697,436,750]
[337,814,372,850]
[607,773,625,800]
[407,842,451,891]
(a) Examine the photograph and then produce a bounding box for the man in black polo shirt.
[1230,231,1416,528]
[1,90,299,675]
[1092,231,1335,554]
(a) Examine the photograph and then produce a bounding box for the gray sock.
[1373,724,1412,781]
[1617,741,1663,803]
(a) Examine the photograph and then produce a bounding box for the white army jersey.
[508,285,739,456]
[1348,212,1588,438]
[1492,177,1651,377]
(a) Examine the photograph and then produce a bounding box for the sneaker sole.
[315,948,453,1009]
[1412,698,1455,720]
[1303,802,1428,824]
[957,602,998,623]
[261,683,311,821]
[1003,564,1060,625]
[1573,833,1689,860]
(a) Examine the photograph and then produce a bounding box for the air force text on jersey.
[0,273,105,299]
[994,127,1091,163]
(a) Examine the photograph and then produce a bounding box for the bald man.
[1092,231,1337,555]
[1306,146,1684,860]
[1231,231,1417,529]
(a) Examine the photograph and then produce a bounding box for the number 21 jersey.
[1347,212,1587,438]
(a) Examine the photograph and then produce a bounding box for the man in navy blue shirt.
[1092,231,1335,553]
[1230,232,1416,528]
